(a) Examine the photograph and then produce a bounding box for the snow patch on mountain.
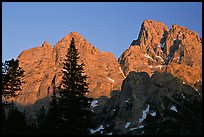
[62,69,68,72]
[90,125,104,134]
[156,55,163,59]
[158,42,165,48]
[107,132,113,135]
[150,112,156,116]
[129,125,144,131]
[181,94,185,99]
[170,105,178,112]
[139,105,150,123]
[91,100,98,108]
[108,77,115,83]
[119,67,126,78]
[155,65,164,69]
[130,127,137,131]
[144,54,154,61]
[125,122,131,128]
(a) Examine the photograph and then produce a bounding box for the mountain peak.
[42,41,52,48]
[136,20,168,46]
[142,19,168,30]
[170,24,200,38]
[61,31,85,42]
[119,20,202,92]
[171,24,187,29]
[15,30,124,106]
[69,31,80,36]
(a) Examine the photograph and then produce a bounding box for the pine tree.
[57,37,93,135]
[2,62,6,91]
[39,84,60,134]
[2,59,25,134]
[2,59,24,99]
[2,103,7,134]
[5,107,27,135]
[36,105,46,128]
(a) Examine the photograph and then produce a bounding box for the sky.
[2,2,202,62]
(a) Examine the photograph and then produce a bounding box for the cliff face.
[17,41,55,105]
[11,20,202,106]
[119,20,202,91]
[164,25,202,90]
[4,20,201,134]
[16,32,125,106]
[91,71,201,135]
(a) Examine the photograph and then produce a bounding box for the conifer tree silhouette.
[45,38,93,135]
[2,59,25,134]
[2,59,24,99]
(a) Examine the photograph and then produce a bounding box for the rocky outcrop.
[136,20,168,47]
[119,20,202,91]
[17,41,55,105]
[7,20,201,118]
[15,32,125,106]
[164,25,202,88]
[91,71,200,135]
[119,20,169,76]
[52,32,125,99]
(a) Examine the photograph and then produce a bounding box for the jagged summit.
[42,41,52,48]
[6,20,202,113]
[170,24,191,31]
[59,31,86,43]
[64,31,81,39]
[135,20,168,46]
[119,20,202,91]
[142,19,168,29]
[15,31,124,106]
[69,31,80,36]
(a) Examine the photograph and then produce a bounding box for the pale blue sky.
[2,2,202,62]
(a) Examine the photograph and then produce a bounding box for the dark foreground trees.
[4,107,27,134]
[2,59,24,99]
[2,59,26,135]
[39,37,94,135]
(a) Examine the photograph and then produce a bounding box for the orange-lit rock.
[119,20,202,91]
[15,32,125,106]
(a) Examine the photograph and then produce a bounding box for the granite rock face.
[15,32,125,106]
[92,71,199,135]
[7,20,202,112]
[17,41,56,105]
[119,20,202,91]
[164,25,202,89]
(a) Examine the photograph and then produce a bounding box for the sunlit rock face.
[119,20,202,91]
[5,20,202,121]
[15,32,125,106]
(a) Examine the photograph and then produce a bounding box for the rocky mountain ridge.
[16,32,125,106]
[119,20,202,91]
[6,20,202,113]
[91,71,201,135]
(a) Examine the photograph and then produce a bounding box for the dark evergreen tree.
[2,62,6,92]
[36,105,46,128]
[2,103,7,134]
[56,37,93,134]
[2,59,24,99]
[4,107,27,135]
[39,86,60,134]
[2,59,25,134]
